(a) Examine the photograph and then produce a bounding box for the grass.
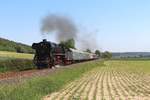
[0,60,104,100]
[0,51,34,60]
[0,59,35,72]
[111,57,150,61]
[0,51,35,73]
[108,60,150,73]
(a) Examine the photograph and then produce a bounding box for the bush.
[102,51,112,59]
[0,59,35,72]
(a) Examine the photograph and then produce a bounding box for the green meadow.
[0,51,34,60]
[0,51,34,72]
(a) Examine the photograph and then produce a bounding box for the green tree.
[95,50,101,57]
[60,38,75,49]
[86,49,92,53]
[15,46,22,53]
[102,51,112,59]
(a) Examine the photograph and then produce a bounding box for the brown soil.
[44,63,150,100]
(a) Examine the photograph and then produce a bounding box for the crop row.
[45,61,150,100]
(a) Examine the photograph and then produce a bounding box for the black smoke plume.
[41,14,78,41]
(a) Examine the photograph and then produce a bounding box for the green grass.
[0,51,35,73]
[0,37,34,53]
[0,51,34,60]
[0,59,36,72]
[111,57,150,61]
[107,60,150,73]
[0,60,104,100]
[0,57,12,61]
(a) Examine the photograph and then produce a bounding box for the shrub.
[0,59,35,72]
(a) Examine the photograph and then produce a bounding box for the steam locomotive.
[32,39,97,69]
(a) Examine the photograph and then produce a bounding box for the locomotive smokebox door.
[32,39,55,69]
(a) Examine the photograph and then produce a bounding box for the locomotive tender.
[32,39,97,69]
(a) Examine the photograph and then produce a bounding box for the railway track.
[0,69,38,79]
[0,67,61,84]
[0,60,97,84]
[0,63,83,84]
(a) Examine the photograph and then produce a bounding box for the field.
[0,51,34,60]
[0,60,104,100]
[0,51,35,72]
[44,60,150,100]
[0,60,150,100]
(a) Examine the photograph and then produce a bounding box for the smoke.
[41,14,100,51]
[41,14,78,41]
[77,30,99,51]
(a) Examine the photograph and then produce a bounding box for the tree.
[86,49,92,53]
[60,38,75,49]
[95,50,101,57]
[15,46,23,53]
[102,51,112,59]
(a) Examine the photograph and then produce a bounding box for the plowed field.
[44,60,150,100]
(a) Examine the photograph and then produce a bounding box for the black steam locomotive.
[32,39,97,69]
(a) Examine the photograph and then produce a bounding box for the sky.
[0,0,150,52]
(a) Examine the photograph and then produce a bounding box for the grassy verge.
[0,58,35,72]
[0,51,34,59]
[0,60,104,100]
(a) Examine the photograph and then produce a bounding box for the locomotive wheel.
[48,63,52,68]
[52,58,56,68]
[46,57,52,68]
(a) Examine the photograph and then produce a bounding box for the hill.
[0,37,34,53]
[112,52,150,58]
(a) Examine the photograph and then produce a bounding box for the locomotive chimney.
[43,39,47,42]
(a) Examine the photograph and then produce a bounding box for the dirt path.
[0,65,73,84]
[44,61,150,100]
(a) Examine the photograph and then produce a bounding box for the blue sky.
[0,0,150,52]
